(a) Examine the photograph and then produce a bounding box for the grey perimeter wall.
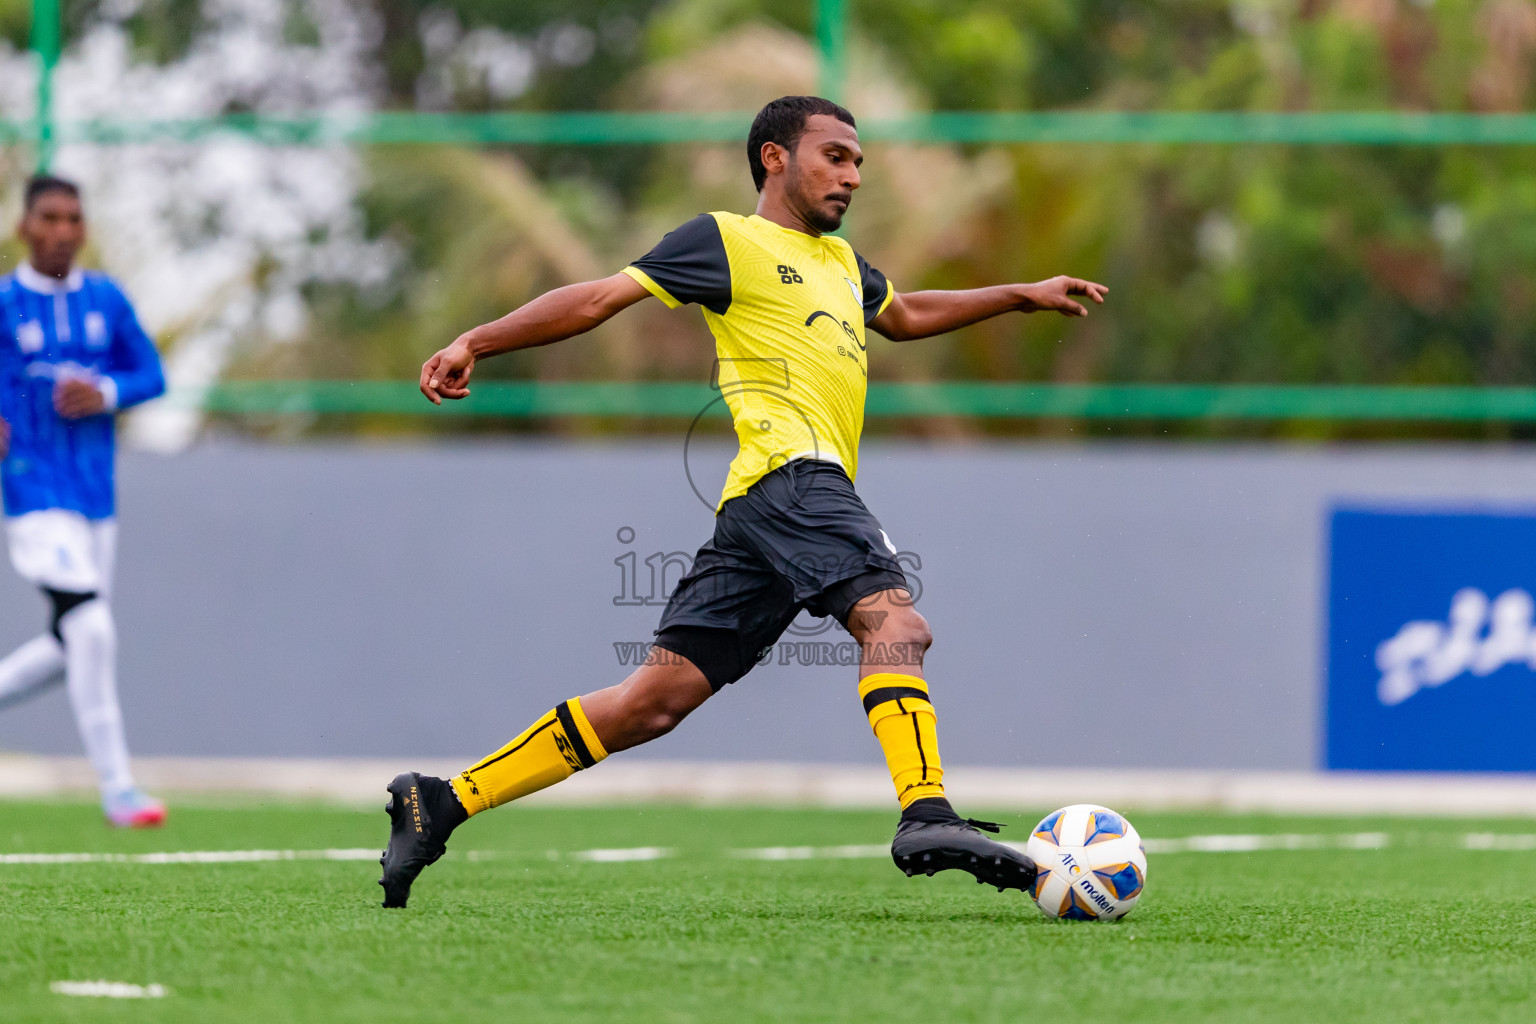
[8,439,1536,770]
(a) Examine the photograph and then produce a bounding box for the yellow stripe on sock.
[859,672,946,809]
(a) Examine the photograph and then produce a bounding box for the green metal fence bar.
[864,111,1536,145]
[46,111,749,146]
[863,383,1536,419]
[191,381,720,418]
[29,0,58,170]
[816,0,847,102]
[27,110,1536,147]
[177,381,1536,422]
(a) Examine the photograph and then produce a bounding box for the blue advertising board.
[1328,507,1536,771]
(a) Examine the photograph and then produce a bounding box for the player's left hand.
[0,416,8,458]
[420,338,477,405]
[54,378,107,419]
[1019,277,1109,318]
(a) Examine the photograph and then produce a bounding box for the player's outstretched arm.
[421,272,651,404]
[870,276,1108,342]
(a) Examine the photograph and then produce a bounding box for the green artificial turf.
[3,800,1536,1023]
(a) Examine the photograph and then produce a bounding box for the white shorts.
[5,510,117,598]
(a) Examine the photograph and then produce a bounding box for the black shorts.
[653,460,910,690]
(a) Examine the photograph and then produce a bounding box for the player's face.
[786,114,863,233]
[19,191,85,278]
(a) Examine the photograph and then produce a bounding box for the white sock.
[0,634,65,707]
[59,600,135,800]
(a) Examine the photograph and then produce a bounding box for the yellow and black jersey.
[622,211,894,508]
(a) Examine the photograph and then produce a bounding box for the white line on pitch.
[461,847,675,863]
[1142,832,1390,853]
[728,833,1395,859]
[14,832,1536,867]
[52,980,168,998]
[570,846,673,862]
[730,844,889,860]
[1463,833,1536,850]
[1,848,382,865]
[0,846,679,866]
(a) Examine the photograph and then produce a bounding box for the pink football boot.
[104,788,167,828]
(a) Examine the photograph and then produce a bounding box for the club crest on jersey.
[85,312,109,348]
[844,276,861,307]
[16,320,43,353]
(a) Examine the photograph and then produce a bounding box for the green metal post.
[815,0,846,101]
[31,0,60,171]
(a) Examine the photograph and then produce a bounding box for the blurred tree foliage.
[129,0,1536,436]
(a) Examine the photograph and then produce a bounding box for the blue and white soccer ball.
[1024,804,1147,921]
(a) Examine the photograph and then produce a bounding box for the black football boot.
[890,797,1037,892]
[379,772,468,908]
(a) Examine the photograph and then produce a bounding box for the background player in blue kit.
[0,175,167,828]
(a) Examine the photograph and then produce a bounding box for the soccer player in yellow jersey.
[379,96,1107,908]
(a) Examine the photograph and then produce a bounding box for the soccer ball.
[1024,804,1147,921]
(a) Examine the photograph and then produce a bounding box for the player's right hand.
[420,338,476,405]
[0,416,7,459]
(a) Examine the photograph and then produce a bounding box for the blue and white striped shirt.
[0,263,165,520]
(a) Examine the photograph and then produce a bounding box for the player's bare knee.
[874,605,930,648]
[623,704,683,744]
[903,610,933,652]
[885,607,931,667]
[621,682,698,742]
[639,709,684,741]
[652,685,704,736]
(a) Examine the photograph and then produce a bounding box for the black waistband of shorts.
[722,459,851,512]
[777,458,848,479]
[718,457,854,521]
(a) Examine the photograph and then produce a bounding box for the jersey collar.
[15,262,84,295]
[747,213,830,245]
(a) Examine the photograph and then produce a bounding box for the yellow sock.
[450,697,609,815]
[859,673,945,809]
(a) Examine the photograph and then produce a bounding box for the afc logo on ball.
[1327,507,1536,771]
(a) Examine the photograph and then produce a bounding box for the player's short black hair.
[747,96,856,192]
[24,174,81,211]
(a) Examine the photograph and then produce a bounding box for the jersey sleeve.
[853,251,894,325]
[623,214,732,316]
[0,288,16,425]
[101,281,166,411]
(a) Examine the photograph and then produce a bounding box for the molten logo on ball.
[1024,804,1147,921]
